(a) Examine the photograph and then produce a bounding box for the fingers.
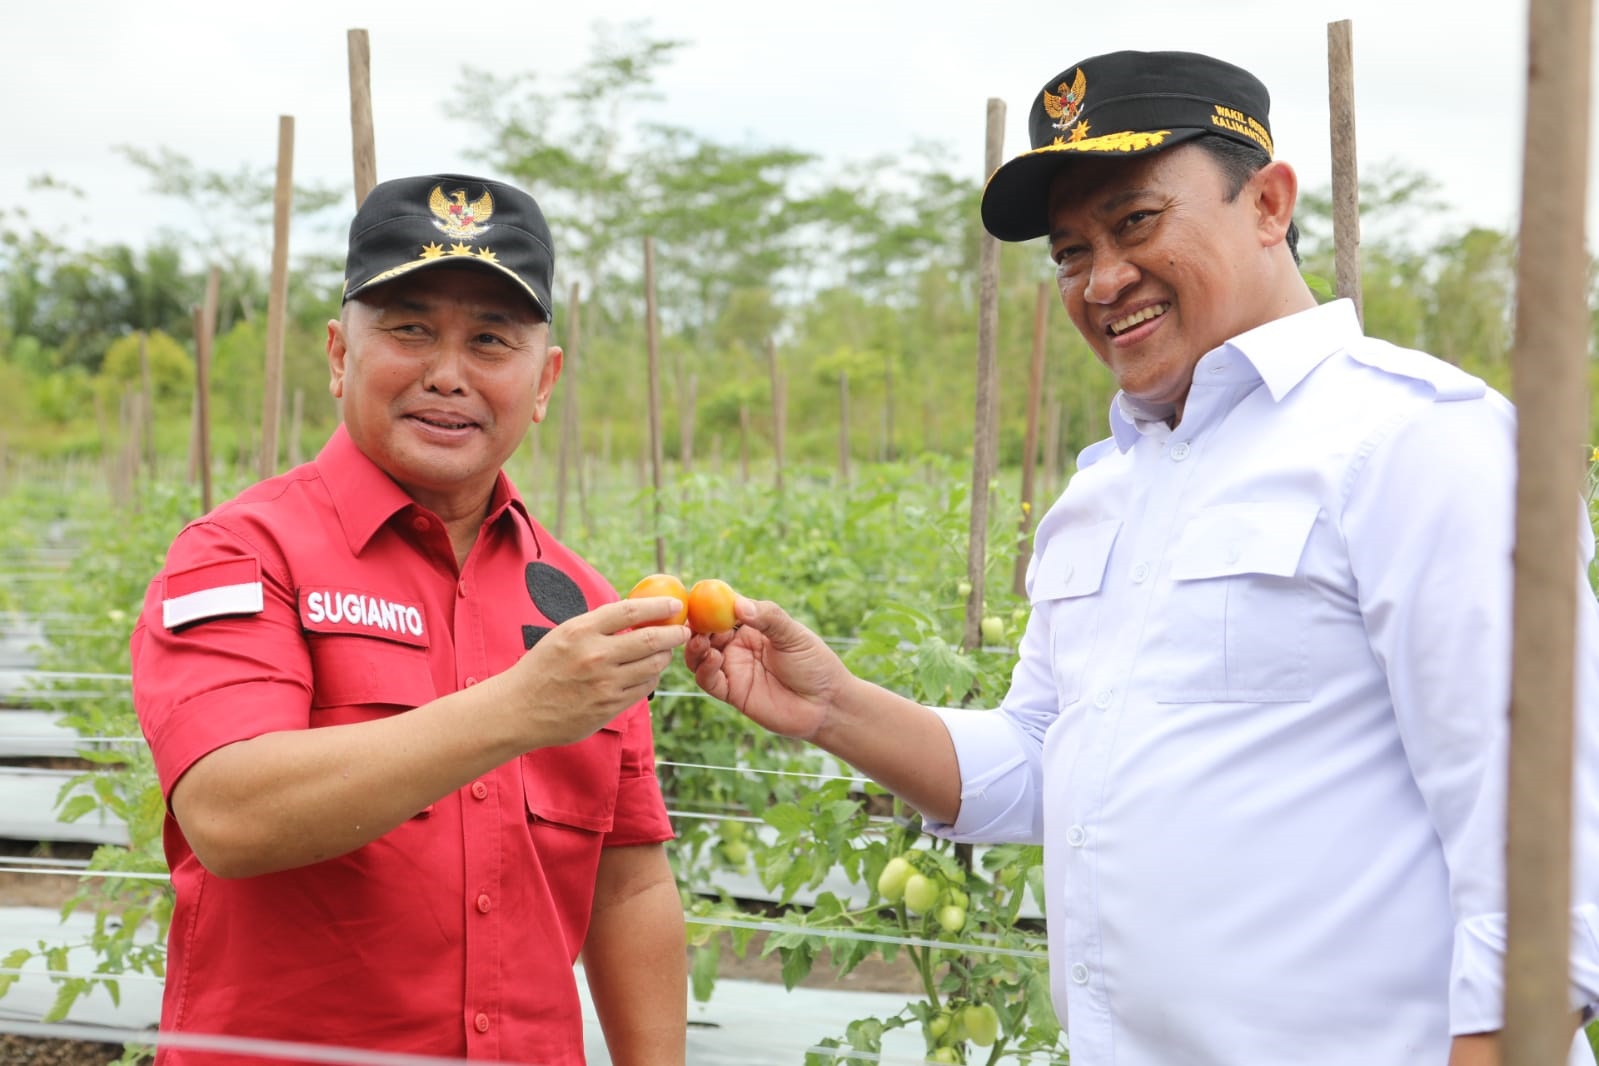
[590,596,691,635]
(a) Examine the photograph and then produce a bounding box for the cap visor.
[344,256,551,321]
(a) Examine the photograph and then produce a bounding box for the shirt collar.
[314,425,532,555]
[1106,299,1361,451]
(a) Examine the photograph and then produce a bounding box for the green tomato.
[877,856,913,903]
[719,819,747,843]
[1011,606,1029,626]
[980,615,1006,644]
[928,1013,950,1040]
[948,887,969,909]
[957,579,973,598]
[930,1048,961,1064]
[937,904,967,933]
[903,872,940,913]
[963,1003,1000,1047]
[720,840,749,865]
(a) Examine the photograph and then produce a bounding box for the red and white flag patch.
[162,556,265,630]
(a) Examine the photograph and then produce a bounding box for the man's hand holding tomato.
[685,597,964,825]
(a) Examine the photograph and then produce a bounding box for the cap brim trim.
[980,127,1206,243]
[344,256,552,321]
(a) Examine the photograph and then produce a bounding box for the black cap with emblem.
[341,173,556,322]
[981,51,1275,244]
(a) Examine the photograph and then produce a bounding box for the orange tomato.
[686,578,738,634]
[626,573,689,626]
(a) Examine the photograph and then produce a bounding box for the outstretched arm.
[686,596,963,825]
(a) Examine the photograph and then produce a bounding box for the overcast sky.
[5,0,1593,259]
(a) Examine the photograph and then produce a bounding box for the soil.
[0,840,925,1064]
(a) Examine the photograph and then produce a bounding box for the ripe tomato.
[626,573,688,626]
[686,578,738,634]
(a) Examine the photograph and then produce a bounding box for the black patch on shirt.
[521,561,590,649]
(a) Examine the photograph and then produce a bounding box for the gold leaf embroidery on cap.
[420,242,446,259]
[1040,130,1172,154]
[1067,120,1092,143]
[1044,68,1088,131]
[448,242,473,256]
[428,185,495,239]
[472,247,499,262]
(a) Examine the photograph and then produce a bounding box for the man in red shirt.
[131,173,690,1065]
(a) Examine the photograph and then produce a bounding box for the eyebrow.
[1048,185,1155,244]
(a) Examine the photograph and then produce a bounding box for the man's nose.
[1082,252,1138,305]
[421,343,468,393]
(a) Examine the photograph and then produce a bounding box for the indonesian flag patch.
[161,556,265,630]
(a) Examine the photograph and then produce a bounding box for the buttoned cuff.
[921,707,1040,843]
[1450,906,1599,1034]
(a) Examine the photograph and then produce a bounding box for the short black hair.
[1192,135,1301,266]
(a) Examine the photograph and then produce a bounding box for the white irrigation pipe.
[683,915,1048,959]
[0,1018,547,1065]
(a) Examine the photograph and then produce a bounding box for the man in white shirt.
[685,49,1599,1065]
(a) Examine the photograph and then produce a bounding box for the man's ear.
[327,319,348,400]
[1253,159,1299,249]
[532,346,564,423]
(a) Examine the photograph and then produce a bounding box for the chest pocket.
[522,720,626,834]
[1031,519,1121,707]
[307,634,436,716]
[1154,502,1320,703]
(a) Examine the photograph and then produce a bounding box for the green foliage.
[98,330,194,411]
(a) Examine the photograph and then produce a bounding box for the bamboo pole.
[1327,20,1364,323]
[1012,281,1050,597]
[963,98,1005,653]
[195,266,220,517]
[883,351,896,462]
[347,29,377,206]
[1502,0,1592,1061]
[289,388,305,468]
[556,282,580,539]
[738,402,751,484]
[260,115,294,481]
[644,237,666,575]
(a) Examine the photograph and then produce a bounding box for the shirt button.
[476,894,492,914]
[471,782,488,800]
[465,676,478,687]
[1070,963,1090,984]
[411,515,429,532]
[1130,562,1149,583]
[1093,689,1114,709]
[474,1012,490,1034]
[1170,442,1191,461]
[1066,825,1088,847]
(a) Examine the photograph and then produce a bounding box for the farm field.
[0,457,1062,1065]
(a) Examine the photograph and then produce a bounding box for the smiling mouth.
[410,414,477,431]
[1108,303,1170,336]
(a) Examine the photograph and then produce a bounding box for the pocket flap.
[307,634,435,709]
[1031,519,1122,603]
[1169,503,1320,581]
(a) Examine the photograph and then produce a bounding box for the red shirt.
[131,426,672,1065]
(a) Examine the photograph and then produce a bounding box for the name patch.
[300,588,428,647]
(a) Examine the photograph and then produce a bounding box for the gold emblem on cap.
[1044,130,1173,154]
[429,185,495,239]
[1044,68,1088,132]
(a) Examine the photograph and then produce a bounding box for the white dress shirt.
[929,300,1599,1065]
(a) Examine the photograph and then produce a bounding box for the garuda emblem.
[428,185,494,239]
[1044,68,1087,132]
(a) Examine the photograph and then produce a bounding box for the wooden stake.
[1503,0,1592,1061]
[260,115,294,481]
[1013,281,1050,597]
[195,266,219,514]
[964,98,1005,654]
[738,402,751,484]
[137,330,156,483]
[289,388,304,468]
[838,371,851,484]
[347,29,377,206]
[1327,20,1364,322]
[883,351,896,462]
[766,338,786,499]
[556,282,581,539]
[644,237,666,574]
